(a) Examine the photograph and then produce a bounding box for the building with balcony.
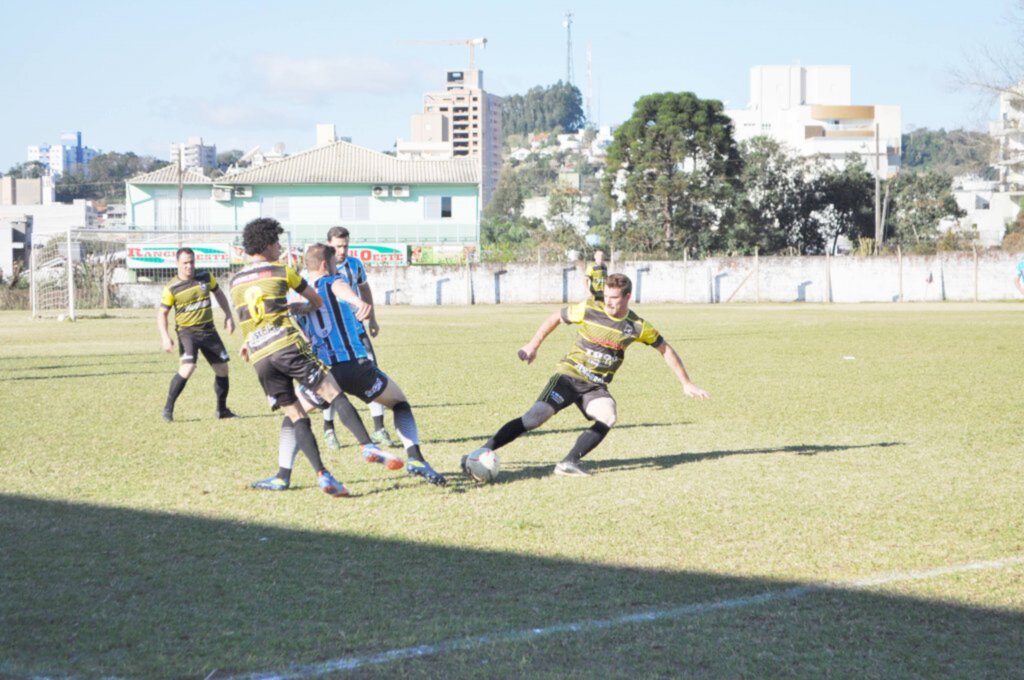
[397,69,502,207]
[169,136,217,171]
[26,132,97,178]
[990,82,1024,189]
[725,65,901,178]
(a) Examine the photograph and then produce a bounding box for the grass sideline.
[1,303,1023,678]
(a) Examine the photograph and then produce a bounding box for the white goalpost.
[30,229,294,319]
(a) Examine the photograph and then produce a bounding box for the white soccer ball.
[463,448,500,483]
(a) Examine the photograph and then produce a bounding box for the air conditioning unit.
[391,185,410,198]
[234,186,253,198]
[371,185,389,197]
[212,186,233,201]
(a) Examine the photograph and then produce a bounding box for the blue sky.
[0,0,1016,170]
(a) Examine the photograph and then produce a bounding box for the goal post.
[30,229,294,319]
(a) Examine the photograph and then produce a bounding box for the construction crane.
[408,37,487,69]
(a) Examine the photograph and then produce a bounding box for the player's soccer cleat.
[406,459,447,486]
[216,408,238,419]
[554,460,592,477]
[251,475,289,491]
[370,428,397,447]
[317,470,350,497]
[362,444,405,471]
[162,408,174,422]
[324,429,341,450]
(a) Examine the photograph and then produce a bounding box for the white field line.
[233,554,1024,680]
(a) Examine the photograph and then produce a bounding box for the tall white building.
[990,82,1024,189]
[26,132,97,177]
[725,66,901,178]
[397,69,502,206]
[170,136,217,171]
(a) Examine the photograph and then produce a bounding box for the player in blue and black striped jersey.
[295,243,447,486]
[318,226,397,449]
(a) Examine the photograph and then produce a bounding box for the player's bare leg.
[555,397,617,477]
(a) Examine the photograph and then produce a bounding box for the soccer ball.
[462,448,500,483]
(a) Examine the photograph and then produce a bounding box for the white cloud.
[254,54,430,97]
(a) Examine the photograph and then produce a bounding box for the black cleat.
[162,408,174,422]
[216,408,238,419]
[554,460,591,477]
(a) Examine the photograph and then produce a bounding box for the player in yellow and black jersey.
[463,273,710,477]
[584,248,608,301]
[229,217,366,497]
[157,247,236,422]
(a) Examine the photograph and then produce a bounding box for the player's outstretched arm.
[332,280,371,322]
[213,287,235,334]
[157,306,174,352]
[656,341,710,400]
[517,310,564,364]
[296,281,323,312]
[359,281,380,336]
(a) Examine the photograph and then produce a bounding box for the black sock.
[564,422,610,463]
[331,395,371,445]
[277,466,292,484]
[292,417,325,472]
[406,444,423,462]
[372,414,386,431]
[165,374,188,411]
[214,375,229,412]
[485,417,527,451]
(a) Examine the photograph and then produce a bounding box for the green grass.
[1,303,1023,678]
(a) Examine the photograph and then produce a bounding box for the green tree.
[502,82,585,138]
[5,161,47,179]
[902,128,994,177]
[886,171,966,250]
[484,167,524,219]
[806,158,875,254]
[216,149,245,170]
[732,137,819,254]
[603,92,742,254]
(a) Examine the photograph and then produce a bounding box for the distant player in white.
[318,226,397,450]
[1015,257,1024,297]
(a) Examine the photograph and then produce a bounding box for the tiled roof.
[220,140,479,185]
[128,165,212,185]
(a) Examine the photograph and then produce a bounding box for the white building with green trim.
[125,139,480,246]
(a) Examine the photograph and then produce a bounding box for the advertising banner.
[348,244,408,267]
[126,243,231,269]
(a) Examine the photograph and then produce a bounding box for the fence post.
[825,250,832,303]
[67,229,76,320]
[897,245,903,302]
[754,247,760,303]
[973,245,979,302]
[30,243,37,317]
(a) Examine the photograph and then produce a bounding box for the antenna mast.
[563,11,574,85]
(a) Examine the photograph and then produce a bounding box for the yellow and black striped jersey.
[556,298,663,385]
[229,261,308,364]
[160,272,218,329]
[585,262,607,300]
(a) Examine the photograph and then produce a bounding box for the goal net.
[31,229,294,319]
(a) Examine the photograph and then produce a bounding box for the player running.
[584,248,608,302]
[229,218,364,497]
[157,247,236,421]
[318,226,397,450]
[296,243,447,486]
[464,273,709,477]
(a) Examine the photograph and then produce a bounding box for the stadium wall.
[47,252,1024,312]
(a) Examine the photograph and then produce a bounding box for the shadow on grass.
[427,422,680,446]
[1,493,1019,679]
[493,442,903,483]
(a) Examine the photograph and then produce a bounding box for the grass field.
[1,302,1023,678]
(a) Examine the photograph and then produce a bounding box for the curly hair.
[242,218,284,256]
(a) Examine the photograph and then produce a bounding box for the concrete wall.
[64,252,1024,310]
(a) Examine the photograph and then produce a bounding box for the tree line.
[485,92,973,260]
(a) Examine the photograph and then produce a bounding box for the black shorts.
[537,373,613,418]
[329,359,389,403]
[178,326,229,365]
[253,343,328,409]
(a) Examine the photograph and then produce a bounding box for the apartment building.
[169,136,217,171]
[725,65,901,178]
[26,131,97,177]
[397,69,502,206]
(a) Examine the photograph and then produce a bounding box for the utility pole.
[177,144,184,231]
[585,43,593,126]
[874,122,881,253]
[563,11,574,85]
